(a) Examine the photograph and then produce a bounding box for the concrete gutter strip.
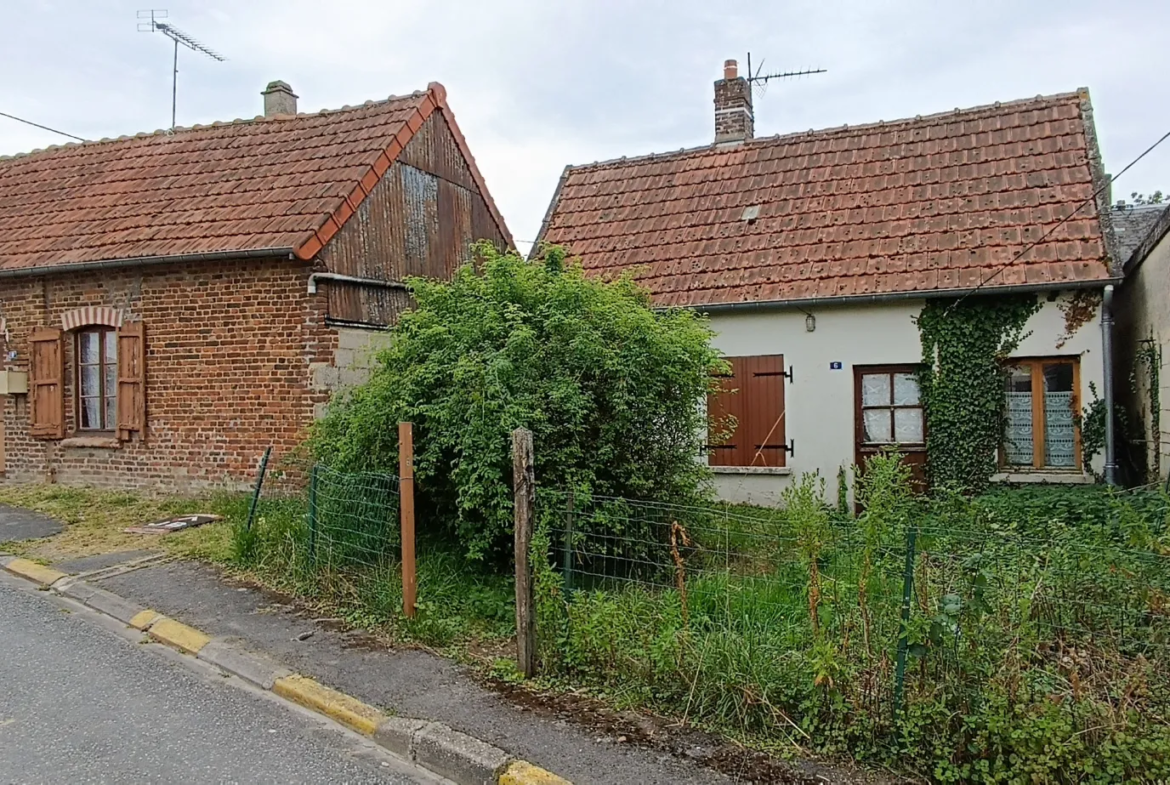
[0,556,574,785]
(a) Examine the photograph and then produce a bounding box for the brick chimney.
[261,80,298,117]
[714,60,753,144]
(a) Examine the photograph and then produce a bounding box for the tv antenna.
[138,10,225,130]
[745,52,825,98]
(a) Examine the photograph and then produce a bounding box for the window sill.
[712,465,792,476]
[61,436,120,450]
[991,471,1090,485]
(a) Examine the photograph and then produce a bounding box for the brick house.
[0,81,510,489]
[535,60,1121,504]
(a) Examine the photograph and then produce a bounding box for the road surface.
[0,573,435,784]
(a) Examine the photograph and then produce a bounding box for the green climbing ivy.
[917,296,1041,494]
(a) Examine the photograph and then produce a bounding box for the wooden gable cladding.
[396,111,479,193]
[318,111,509,327]
[116,321,146,441]
[28,326,65,439]
[707,355,786,467]
[325,281,414,327]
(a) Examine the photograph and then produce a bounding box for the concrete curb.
[1,556,68,588]
[273,675,384,737]
[0,569,573,785]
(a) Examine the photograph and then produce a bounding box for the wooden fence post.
[399,422,417,619]
[512,427,536,678]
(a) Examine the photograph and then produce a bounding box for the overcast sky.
[3,1,1168,253]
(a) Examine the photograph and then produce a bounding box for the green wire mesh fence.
[533,486,1170,734]
[306,463,401,571]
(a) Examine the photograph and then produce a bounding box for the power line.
[0,111,86,143]
[944,128,1170,313]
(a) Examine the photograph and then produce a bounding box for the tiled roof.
[1111,203,1167,265]
[0,83,511,273]
[536,91,1113,308]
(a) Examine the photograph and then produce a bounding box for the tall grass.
[532,458,1170,781]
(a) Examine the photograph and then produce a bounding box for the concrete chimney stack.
[262,81,298,117]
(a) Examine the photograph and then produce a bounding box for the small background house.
[1113,201,1170,483]
[536,60,1120,504]
[0,81,510,489]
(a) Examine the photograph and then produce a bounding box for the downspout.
[1102,284,1118,485]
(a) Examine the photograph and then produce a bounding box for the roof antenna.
[138,10,225,131]
[745,52,826,99]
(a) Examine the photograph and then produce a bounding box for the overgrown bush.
[311,243,725,561]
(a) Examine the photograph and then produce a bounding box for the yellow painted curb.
[499,761,573,785]
[3,558,67,587]
[272,675,383,736]
[149,617,211,655]
[129,609,161,631]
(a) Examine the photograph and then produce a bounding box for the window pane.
[1044,364,1076,467]
[893,373,920,405]
[105,396,117,431]
[1004,366,1033,465]
[79,365,100,397]
[104,330,117,365]
[80,397,101,430]
[862,374,891,407]
[78,331,99,364]
[894,408,924,443]
[105,365,117,397]
[864,409,892,443]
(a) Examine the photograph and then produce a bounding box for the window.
[858,369,924,446]
[76,327,117,431]
[707,355,787,467]
[28,320,145,443]
[1003,358,1079,470]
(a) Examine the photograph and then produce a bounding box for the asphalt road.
[0,576,436,784]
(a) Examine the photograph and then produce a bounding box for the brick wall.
[0,256,334,491]
[714,64,754,143]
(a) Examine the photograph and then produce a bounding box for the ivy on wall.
[916,295,1041,494]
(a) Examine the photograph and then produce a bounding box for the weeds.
[533,473,1170,780]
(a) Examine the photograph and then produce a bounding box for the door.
[854,365,927,492]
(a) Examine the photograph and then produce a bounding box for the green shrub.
[310,243,725,562]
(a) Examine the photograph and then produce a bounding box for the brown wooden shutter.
[707,360,743,467]
[707,355,785,467]
[116,321,146,442]
[29,326,65,440]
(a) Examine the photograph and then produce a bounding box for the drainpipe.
[1102,285,1118,485]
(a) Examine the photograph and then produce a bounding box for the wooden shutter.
[29,326,65,440]
[707,355,786,467]
[116,321,146,442]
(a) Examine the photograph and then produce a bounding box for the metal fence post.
[894,522,918,718]
[245,446,272,532]
[562,488,575,595]
[308,463,319,566]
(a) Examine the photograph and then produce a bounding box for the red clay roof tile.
[0,83,511,273]
[538,91,1113,306]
